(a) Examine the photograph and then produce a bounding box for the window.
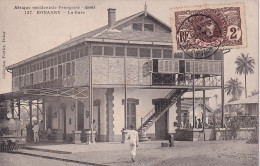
[36,64,39,71]
[122,98,139,129]
[30,73,33,84]
[71,51,75,60]
[163,49,172,58]
[39,62,43,70]
[50,59,54,67]
[76,50,79,59]
[72,61,75,76]
[127,47,138,57]
[53,57,57,65]
[144,24,154,31]
[47,59,50,67]
[50,67,54,80]
[104,46,113,56]
[214,51,222,60]
[84,47,88,56]
[140,48,151,57]
[80,48,84,57]
[43,70,47,81]
[62,54,66,63]
[133,23,142,31]
[58,65,62,78]
[115,47,125,56]
[186,61,191,73]
[93,46,102,55]
[152,49,162,58]
[174,53,183,59]
[58,55,62,64]
[184,53,192,59]
[66,63,71,76]
[66,53,71,62]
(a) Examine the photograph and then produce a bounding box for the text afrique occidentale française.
[14,5,95,15]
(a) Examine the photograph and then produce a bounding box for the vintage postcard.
[0,0,258,166]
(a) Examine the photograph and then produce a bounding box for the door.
[60,104,66,140]
[78,101,84,130]
[127,102,136,129]
[46,106,52,129]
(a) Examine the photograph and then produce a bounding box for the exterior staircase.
[137,89,187,141]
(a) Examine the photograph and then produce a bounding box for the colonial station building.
[1,8,223,142]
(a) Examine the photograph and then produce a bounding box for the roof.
[226,94,259,105]
[180,100,213,113]
[7,10,172,70]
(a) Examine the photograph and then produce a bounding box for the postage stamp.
[170,3,246,58]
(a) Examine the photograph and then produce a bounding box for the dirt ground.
[96,140,259,166]
[1,140,258,166]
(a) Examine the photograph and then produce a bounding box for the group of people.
[32,119,139,162]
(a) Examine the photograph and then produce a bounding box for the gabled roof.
[226,94,259,105]
[181,101,213,113]
[7,10,172,70]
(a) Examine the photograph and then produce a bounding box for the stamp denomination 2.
[170,3,246,58]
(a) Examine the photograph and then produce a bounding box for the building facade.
[3,8,223,142]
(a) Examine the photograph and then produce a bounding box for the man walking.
[32,122,40,142]
[126,124,139,162]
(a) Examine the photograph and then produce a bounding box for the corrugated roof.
[226,94,259,105]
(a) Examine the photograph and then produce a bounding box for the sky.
[0,0,258,109]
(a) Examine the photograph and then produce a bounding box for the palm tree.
[224,78,244,102]
[235,53,255,98]
[249,89,259,97]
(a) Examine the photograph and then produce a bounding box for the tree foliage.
[235,53,255,98]
[224,78,244,102]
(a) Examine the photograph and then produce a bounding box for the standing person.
[32,122,40,142]
[126,124,139,162]
[92,119,98,142]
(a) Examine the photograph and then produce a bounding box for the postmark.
[170,3,246,59]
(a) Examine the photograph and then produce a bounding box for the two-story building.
[1,8,223,142]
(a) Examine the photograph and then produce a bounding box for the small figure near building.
[126,124,139,162]
[32,122,40,142]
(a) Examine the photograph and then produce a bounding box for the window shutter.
[158,60,164,73]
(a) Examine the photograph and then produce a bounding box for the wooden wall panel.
[92,57,109,84]
[138,59,151,85]
[12,77,19,92]
[109,58,124,84]
[126,58,139,84]
[75,57,89,86]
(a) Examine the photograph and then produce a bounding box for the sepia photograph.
[0,0,258,165]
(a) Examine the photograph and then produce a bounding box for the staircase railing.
[140,89,176,130]
[141,108,155,131]
[138,89,187,134]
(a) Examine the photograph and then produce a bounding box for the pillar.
[29,100,32,126]
[43,99,46,130]
[36,100,39,124]
[18,99,21,120]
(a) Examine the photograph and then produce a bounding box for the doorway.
[60,104,66,140]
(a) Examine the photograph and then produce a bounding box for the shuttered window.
[50,67,54,80]
[158,60,179,73]
[152,49,161,58]
[104,46,113,56]
[66,62,71,76]
[144,24,154,32]
[58,65,62,78]
[127,48,138,57]
[163,49,172,58]
[140,48,151,57]
[115,47,125,56]
[93,46,102,55]
[133,23,142,31]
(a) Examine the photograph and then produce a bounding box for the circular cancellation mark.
[176,14,223,59]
